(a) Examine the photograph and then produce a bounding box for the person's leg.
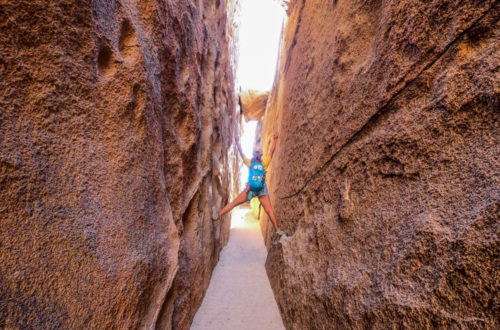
[258,195,279,230]
[219,190,249,216]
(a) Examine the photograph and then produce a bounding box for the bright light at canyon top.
[237,0,285,91]
[237,0,285,164]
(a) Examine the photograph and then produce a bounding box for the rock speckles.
[262,0,499,328]
[0,0,239,329]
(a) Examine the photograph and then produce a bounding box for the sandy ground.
[191,207,285,330]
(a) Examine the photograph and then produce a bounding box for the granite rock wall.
[0,0,239,329]
[261,1,499,328]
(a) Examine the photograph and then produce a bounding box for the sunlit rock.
[240,89,270,121]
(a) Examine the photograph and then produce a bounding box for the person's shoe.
[272,229,286,244]
[211,206,220,221]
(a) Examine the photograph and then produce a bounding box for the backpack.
[248,161,265,191]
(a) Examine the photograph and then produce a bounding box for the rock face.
[0,0,239,329]
[240,89,269,121]
[261,0,499,328]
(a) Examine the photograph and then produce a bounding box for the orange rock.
[0,0,240,328]
[240,89,269,121]
[262,0,500,328]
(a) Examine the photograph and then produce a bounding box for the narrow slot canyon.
[1,1,498,330]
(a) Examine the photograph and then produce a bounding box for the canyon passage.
[1,1,499,330]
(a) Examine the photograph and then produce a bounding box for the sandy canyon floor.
[192,207,284,330]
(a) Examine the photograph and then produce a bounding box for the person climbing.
[213,131,285,237]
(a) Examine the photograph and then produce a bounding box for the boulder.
[240,89,270,121]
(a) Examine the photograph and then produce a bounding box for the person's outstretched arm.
[234,133,251,166]
[267,132,279,159]
[234,133,245,158]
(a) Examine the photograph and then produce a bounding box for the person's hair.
[251,150,262,163]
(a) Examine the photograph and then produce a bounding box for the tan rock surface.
[0,0,239,329]
[261,0,499,328]
[240,89,269,121]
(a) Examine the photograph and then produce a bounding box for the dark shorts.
[248,182,269,198]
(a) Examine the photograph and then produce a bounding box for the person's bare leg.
[258,195,279,230]
[219,190,249,216]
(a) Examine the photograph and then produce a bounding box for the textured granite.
[261,1,499,328]
[0,0,240,328]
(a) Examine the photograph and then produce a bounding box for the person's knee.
[261,203,271,214]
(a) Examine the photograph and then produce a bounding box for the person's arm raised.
[268,132,279,159]
[234,133,245,159]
